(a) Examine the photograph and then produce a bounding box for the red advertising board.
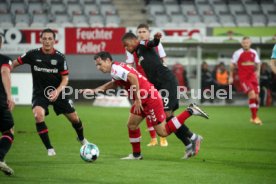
[65,27,126,54]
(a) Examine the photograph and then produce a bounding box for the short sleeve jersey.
[111,61,154,101]
[231,48,260,79]
[0,54,12,103]
[125,42,166,77]
[17,48,69,96]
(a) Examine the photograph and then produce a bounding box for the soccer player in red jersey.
[229,37,262,125]
[80,52,209,160]
[126,24,168,147]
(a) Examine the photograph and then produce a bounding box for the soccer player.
[80,51,208,160]
[122,32,204,159]
[0,35,15,176]
[270,44,276,74]
[229,37,262,125]
[12,28,89,156]
[126,24,168,147]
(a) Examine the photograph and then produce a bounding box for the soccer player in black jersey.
[12,29,89,156]
[0,35,15,175]
[122,32,204,159]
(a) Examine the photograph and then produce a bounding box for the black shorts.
[0,107,14,132]
[32,96,75,116]
[157,76,179,112]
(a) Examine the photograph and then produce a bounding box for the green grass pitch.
[1,105,276,184]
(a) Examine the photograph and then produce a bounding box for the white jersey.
[125,42,166,64]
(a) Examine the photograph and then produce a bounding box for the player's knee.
[68,113,80,123]
[33,107,45,122]
[127,123,138,130]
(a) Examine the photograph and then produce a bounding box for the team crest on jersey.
[36,59,42,62]
[51,59,57,65]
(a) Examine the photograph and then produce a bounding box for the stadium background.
[0,0,276,183]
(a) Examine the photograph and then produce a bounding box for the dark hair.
[121,32,137,42]
[40,28,56,39]
[242,36,250,40]
[137,23,149,30]
[94,51,113,61]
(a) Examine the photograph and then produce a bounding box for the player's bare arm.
[229,63,235,84]
[49,75,69,102]
[127,72,143,114]
[255,63,261,80]
[1,65,14,111]
[11,59,20,70]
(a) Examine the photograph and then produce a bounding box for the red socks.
[165,111,191,135]
[128,128,141,154]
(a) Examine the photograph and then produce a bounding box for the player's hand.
[7,96,15,111]
[49,89,60,102]
[154,32,162,40]
[79,89,95,94]
[133,99,143,114]
[228,76,233,84]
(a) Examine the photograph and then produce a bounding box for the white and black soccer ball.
[80,143,99,162]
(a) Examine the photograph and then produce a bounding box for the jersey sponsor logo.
[36,59,42,62]
[51,59,57,65]
[33,65,58,73]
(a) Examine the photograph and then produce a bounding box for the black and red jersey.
[17,48,69,96]
[0,54,12,104]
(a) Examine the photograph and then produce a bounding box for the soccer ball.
[80,143,100,162]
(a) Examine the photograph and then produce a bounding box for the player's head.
[122,32,139,53]
[40,28,56,53]
[136,23,150,40]
[94,51,113,73]
[241,36,252,50]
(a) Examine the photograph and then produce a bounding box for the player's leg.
[165,110,202,159]
[155,106,208,137]
[248,88,262,125]
[33,105,55,156]
[64,112,88,145]
[121,113,144,160]
[0,109,14,176]
[145,117,158,147]
[54,98,89,145]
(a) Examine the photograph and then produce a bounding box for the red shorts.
[130,90,166,126]
[240,78,259,94]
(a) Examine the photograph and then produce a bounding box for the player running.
[80,51,209,160]
[12,28,89,156]
[126,24,168,147]
[122,31,204,159]
[0,35,15,176]
[229,37,262,125]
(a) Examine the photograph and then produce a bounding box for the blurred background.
[0,0,275,106]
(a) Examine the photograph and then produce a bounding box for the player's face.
[123,39,137,53]
[241,39,251,50]
[41,32,55,52]
[95,58,111,73]
[137,28,150,40]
